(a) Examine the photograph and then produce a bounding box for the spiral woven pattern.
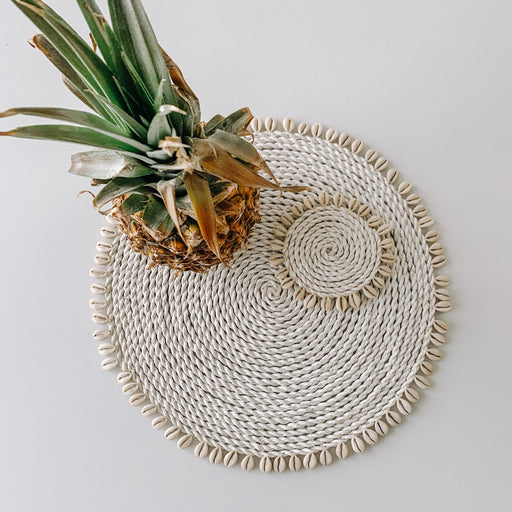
[285,206,381,296]
[90,119,451,472]
[271,194,396,311]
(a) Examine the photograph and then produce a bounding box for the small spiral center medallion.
[271,191,396,311]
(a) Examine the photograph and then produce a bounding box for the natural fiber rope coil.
[89,117,451,472]
[271,191,395,310]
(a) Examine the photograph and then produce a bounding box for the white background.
[1,1,511,510]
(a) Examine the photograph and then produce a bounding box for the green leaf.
[76,0,118,71]
[207,129,278,185]
[141,195,170,230]
[120,192,148,215]
[62,77,97,113]
[74,3,154,120]
[206,108,253,136]
[93,176,152,208]
[146,149,173,162]
[183,172,221,259]
[157,179,184,240]
[207,130,258,161]
[208,180,232,202]
[30,34,119,124]
[108,0,182,132]
[161,47,200,132]
[117,151,156,165]
[174,193,192,211]
[107,1,171,100]
[158,215,175,237]
[147,108,174,147]
[85,90,149,141]
[13,0,125,108]
[77,2,153,122]
[204,114,224,135]
[153,79,167,112]
[193,139,279,190]
[119,50,154,108]
[111,75,154,126]
[69,150,154,179]
[108,0,159,93]
[147,105,187,147]
[160,47,198,105]
[0,107,130,137]
[1,124,152,154]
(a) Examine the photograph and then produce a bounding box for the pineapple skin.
[112,186,261,273]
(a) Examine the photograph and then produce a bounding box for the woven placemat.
[89,117,451,472]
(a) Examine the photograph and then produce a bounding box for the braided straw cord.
[89,117,451,473]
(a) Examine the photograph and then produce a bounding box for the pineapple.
[1,0,306,272]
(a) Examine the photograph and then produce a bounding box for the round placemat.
[89,117,451,472]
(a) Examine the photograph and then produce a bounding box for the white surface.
[0,0,510,511]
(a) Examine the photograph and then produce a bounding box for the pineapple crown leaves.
[0,0,307,260]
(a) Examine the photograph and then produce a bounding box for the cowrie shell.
[326,128,338,142]
[282,117,295,132]
[419,216,435,228]
[303,452,318,469]
[333,192,345,207]
[298,122,309,135]
[386,411,402,426]
[152,416,168,430]
[336,295,348,312]
[365,149,378,163]
[141,404,158,417]
[177,434,193,449]
[404,387,420,403]
[311,123,323,137]
[164,426,181,440]
[288,454,302,471]
[194,441,209,458]
[362,429,379,445]
[433,319,449,333]
[351,436,365,453]
[259,456,273,473]
[273,456,286,473]
[128,392,145,406]
[348,291,361,308]
[318,191,331,205]
[336,442,349,459]
[425,230,439,243]
[414,374,430,389]
[363,284,378,299]
[435,275,450,287]
[387,168,399,183]
[224,450,239,468]
[101,357,118,371]
[430,332,446,346]
[319,449,333,466]
[375,157,389,171]
[351,139,364,154]
[374,420,389,437]
[420,361,434,376]
[398,181,413,195]
[250,117,263,132]
[241,455,255,471]
[116,371,132,385]
[264,117,276,131]
[209,447,223,464]
[338,132,351,146]
[406,194,421,206]
[397,398,412,415]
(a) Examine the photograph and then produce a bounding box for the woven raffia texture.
[90,119,451,472]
